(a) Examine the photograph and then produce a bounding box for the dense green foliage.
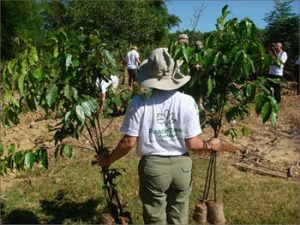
[1,0,179,60]
[1,27,138,222]
[1,0,43,59]
[0,143,48,175]
[170,6,278,139]
[1,28,118,169]
[67,0,179,48]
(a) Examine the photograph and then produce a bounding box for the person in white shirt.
[96,75,119,108]
[96,48,221,224]
[124,45,140,90]
[268,42,288,103]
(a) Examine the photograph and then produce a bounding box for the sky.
[166,0,300,33]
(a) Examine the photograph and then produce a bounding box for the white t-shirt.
[269,51,288,76]
[125,50,139,69]
[120,90,202,156]
[96,75,119,94]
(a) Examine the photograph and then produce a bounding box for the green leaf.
[38,148,48,169]
[18,74,25,95]
[0,143,3,155]
[66,54,72,69]
[54,46,59,58]
[89,34,101,45]
[0,161,7,175]
[72,59,80,68]
[207,77,213,97]
[46,84,59,107]
[33,67,44,82]
[261,102,272,123]
[30,47,38,62]
[7,144,15,154]
[255,94,264,114]
[241,127,249,136]
[268,96,279,113]
[14,152,23,170]
[224,128,237,140]
[2,67,12,90]
[63,144,72,158]
[24,152,34,169]
[75,105,85,123]
[65,110,73,126]
[271,112,277,127]
[81,101,92,118]
[64,84,73,101]
[87,99,98,112]
[213,52,221,66]
[103,50,116,66]
[72,87,78,101]
[245,83,256,101]
[7,61,13,74]
[7,155,14,171]
[222,5,229,16]
[181,45,190,63]
[35,147,48,169]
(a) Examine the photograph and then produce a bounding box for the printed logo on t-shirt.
[148,109,181,141]
[156,109,176,126]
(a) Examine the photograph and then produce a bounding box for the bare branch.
[190,3,206,33]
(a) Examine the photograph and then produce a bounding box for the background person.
[96,74,119,109]
[124,45,140,90]
[96,47,221,225]
[178,33,189,44]
[268,42,288,103]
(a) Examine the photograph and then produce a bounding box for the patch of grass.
[189,154,300,224]
[1,149,300,224]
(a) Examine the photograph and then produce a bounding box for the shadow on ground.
[40,190,102,224]
[2,209,39,224]
[2,190,103,224]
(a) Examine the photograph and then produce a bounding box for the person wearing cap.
[124,45,141,90]
[96,48,221,224]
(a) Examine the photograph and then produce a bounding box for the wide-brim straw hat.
[138,48,190,90]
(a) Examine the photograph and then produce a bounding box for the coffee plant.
[169,5,279,139]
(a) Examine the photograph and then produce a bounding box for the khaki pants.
[138,154,192,225]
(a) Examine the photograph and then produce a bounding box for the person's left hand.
[209,138,221,151]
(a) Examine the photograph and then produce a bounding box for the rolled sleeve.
[120,98,141,137]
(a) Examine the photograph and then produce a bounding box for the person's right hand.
[95,154,110,167]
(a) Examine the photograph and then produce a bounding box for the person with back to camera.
[124,45,140,91]
[96,47,222,224]
[268,42,288,103]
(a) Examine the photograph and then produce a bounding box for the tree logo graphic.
[156,109,176,126]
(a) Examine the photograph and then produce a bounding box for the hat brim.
[138,60,191,90]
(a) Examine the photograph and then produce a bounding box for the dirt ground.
[1,82,299,189]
